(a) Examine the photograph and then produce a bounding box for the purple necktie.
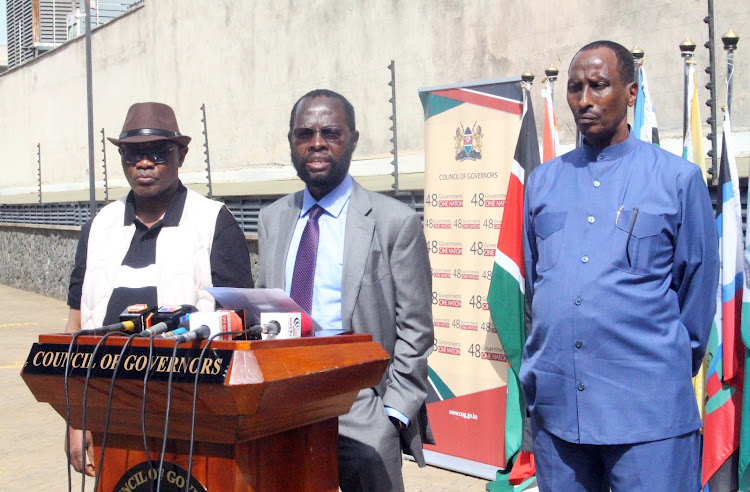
[289,205,324,314]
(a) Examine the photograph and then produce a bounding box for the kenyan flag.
[486,89,540,492]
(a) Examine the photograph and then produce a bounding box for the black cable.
[64,331,84,492]
[185,328,257,492]
[141,334,156,491]
[80,330,123,492]
[156,340,181,492]
[94,332,140,491]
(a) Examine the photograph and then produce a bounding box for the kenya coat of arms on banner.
[454,122,483,161]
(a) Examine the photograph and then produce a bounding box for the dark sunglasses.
[292,127,345,143]
[120,145,179,164]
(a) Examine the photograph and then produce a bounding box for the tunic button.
[597,154,605,160]
[593,180,601,187]
[588,216,595,224]
[578,383,585,391]
[581,255,589,263]
[575,297,582,306]
[575,340,583,348]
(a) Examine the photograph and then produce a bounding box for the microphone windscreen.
[187,310,243,340]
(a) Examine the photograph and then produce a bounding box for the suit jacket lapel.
[341,181,375,332]
[272,192,303,289]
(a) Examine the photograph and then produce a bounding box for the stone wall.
[0,224,260,302]
[0,225,79,301]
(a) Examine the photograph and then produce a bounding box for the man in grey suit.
[257,89,434,492]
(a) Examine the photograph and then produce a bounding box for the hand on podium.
[67,426,95,477]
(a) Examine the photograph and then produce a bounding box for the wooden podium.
[21,333,389,491]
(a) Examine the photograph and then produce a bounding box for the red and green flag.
[704,110,744,490]
[486,85,540,492]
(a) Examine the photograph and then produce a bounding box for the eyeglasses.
[120,146,179,164]
[291,127,345,143]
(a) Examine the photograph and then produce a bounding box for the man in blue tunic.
[520,40,719,491]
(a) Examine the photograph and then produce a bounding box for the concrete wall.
[0,224,260,303]
[0,0,748,203]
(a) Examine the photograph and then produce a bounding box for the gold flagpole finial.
[722,30,739,51]
[680,38,696,56]
[545,65,559,81]
[631,46,644,69]
[521,70,535,93]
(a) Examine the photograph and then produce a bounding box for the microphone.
[259,312,312,339]
[80,320,136,336]
[183,310,244,340]
[157,310,244,340]
[248,320,281,336]
[174,324,211,344]
[138,305,197,337]
[119,304,158,331]
[155,327,188,339]
[80,304,156,335]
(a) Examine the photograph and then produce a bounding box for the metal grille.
[5,0,144,69]
[0,201,103,226]
[0,184,740,233]
[6,0,34,68]
[88,1,143,24]
[221,196,277,235]
[217,190,424,234]
[0,190,426,232]
[38,1,70,47]
[391,191,425,218]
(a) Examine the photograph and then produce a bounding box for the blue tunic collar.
[581,132,637,163]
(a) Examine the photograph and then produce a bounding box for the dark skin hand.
[67,426,95,477]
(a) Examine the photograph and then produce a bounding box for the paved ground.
[1,283,492,491]
[0,284,94,491]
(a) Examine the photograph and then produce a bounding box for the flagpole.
[705,0,719,184]
[722,30,739,115]
[544,65,559,159]
[631,46,651,143]
[680,39,697,142]
[631,46,644,139]
[521,70,534,102]
[632,46,644,86]
[544,65,558,106]
[521,70,534,107]
[84,0,96,219]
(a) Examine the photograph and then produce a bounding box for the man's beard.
[291,146,354,188]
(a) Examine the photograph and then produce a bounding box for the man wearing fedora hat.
[64,102,253,475]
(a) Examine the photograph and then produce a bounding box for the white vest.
[80,190,223,331]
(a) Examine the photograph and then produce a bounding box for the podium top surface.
[21,332,390,443]
[35,331,374,350]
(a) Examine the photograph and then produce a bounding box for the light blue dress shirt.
[283,174,410,427]
[520,132,719,445]
[284,174,351,333]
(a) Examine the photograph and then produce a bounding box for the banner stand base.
[405,450,500,480]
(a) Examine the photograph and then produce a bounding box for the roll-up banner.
[419,78,523,478]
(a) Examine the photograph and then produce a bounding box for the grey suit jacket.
[257,179,434,464]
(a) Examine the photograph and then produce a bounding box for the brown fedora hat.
[108,102,191,147]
